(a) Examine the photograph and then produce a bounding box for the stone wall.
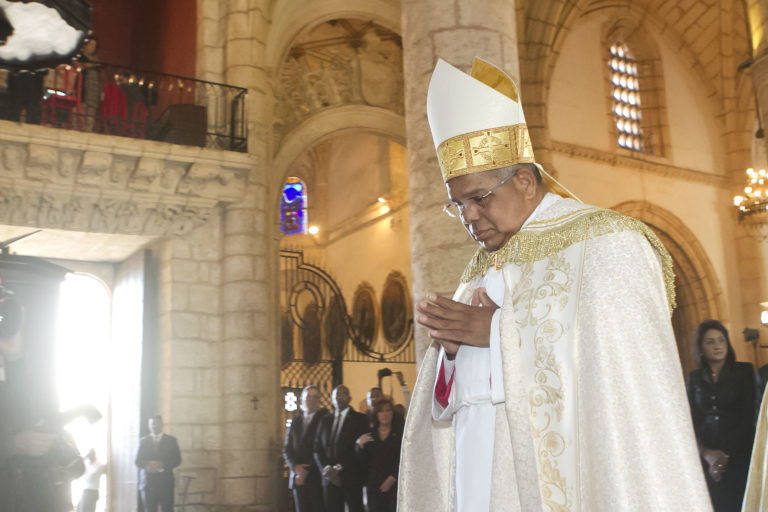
[401,0,520,360]
[157,218,224,509]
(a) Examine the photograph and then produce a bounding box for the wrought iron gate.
[279,249,414,412]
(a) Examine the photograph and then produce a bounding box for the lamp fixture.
[733,168,768,219]
[308,225,319,235]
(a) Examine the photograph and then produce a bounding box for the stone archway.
[613,200,725,375]
[271,105,405,211]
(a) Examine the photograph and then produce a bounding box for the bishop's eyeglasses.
[442,169,518,219]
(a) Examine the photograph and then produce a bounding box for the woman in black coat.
[355,397,401,512]
[687,319,757,512]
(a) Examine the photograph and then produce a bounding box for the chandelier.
[733,168,768,219]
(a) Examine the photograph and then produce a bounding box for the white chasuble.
[398,196,712,511]
[743,386,768,510]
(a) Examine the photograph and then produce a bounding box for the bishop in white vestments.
[397,57,712,511]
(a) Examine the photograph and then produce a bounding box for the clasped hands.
[147,460,166,473]
[416,287,499,358]
[702,448,729,482]
[322,464,342,487]
[293,464,309,486]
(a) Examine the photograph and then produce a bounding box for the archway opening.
[612,201,723,376]
[56,272,111,512]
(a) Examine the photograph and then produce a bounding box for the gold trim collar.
[460,208,676,314]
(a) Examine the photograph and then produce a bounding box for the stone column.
[216,0,279,509]
[159,218,223,509]
[401,0,520,360]
[197,0,226,83]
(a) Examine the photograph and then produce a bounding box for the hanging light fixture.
[734,168,768,219]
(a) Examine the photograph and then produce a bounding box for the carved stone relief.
[0,138,251,237]
[59,151,80,180]
[273,20,404,151]
[0,188,213,237]
[79,151,113,187]
[27,145,58,182]
[2,144,24,176]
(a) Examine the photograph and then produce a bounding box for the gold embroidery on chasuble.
[461,207,676,314]
[512,254,573,511]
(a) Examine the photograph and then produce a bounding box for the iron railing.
[0,62,248,152]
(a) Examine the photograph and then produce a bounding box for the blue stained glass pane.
[281,178,307,234]
[283,184,301,203]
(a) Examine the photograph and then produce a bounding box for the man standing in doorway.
[398,58,711,511]
[314,385,367,512]
[135,415,182,512]
[283,385,329,512]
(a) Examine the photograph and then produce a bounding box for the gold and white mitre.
[427,57,575,198]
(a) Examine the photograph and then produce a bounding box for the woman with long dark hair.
[356,397,401,512]
[686,319,757,511]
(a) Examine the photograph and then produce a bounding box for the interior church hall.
[2,0,768,511]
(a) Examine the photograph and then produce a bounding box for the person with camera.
[368,368,409,430]
[0,293,85,512]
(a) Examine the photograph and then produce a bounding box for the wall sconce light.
[308,225,319,235]
[760,301,768,327]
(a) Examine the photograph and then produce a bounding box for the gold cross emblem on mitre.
[470,129,512,167]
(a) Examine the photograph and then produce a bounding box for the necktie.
[330,413,341,458]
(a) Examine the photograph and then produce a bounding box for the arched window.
[281,177,308,234]
[609,42,644,152]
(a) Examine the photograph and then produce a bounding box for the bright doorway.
[55,272,111,512]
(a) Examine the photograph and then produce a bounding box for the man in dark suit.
[135,415,182,512]
[314,385,368,512]
[283,385,329,512]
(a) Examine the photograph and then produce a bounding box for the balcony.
[0,62,247,153]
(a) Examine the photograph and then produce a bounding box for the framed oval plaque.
[351,283,378,351]
[381,271,411,348]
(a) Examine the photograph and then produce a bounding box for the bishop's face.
[446,166,542,252]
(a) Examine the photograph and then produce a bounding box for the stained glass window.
[609,43,644,152]
[281,177,307,234]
